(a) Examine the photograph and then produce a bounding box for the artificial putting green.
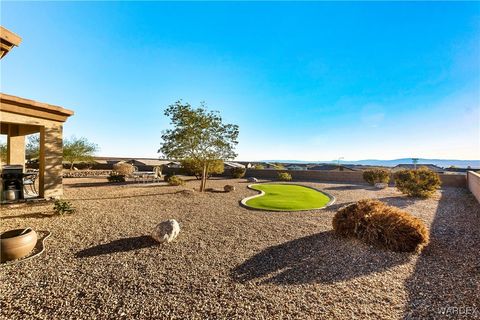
[244,183,331,211]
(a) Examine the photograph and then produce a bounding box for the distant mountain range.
[258,158,480,169]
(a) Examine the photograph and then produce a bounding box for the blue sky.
[1,1,479,161]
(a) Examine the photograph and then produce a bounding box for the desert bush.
[363,168,391,185]
[107,173,126,183]
[53,199,76,215]
[277,172,292,181]
[224,185,235,192]
[181,159,224,180]
[393,167,440,198]
[231,167,246,178]
[112,162,135,176]
[168,175,185,186]
[332,199,429,252]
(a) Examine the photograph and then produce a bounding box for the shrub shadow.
[403,188,480,318]
[72,191,179,201]
[232,230,412,285]
[0,212,54,220]
[65,181,132,188]
[75,236,158,258]
[376,196,420,209]
[324,184,370,191]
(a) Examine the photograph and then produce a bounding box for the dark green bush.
[231,167,246,178]
[393,167,441,198]
[168,175,185,186]
[363,169,391,185]
[107,172,126,183]
[277,172,292,181]
[164,174,172,182]
[53,199,76,215]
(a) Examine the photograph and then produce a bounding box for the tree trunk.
[200,163,207,192]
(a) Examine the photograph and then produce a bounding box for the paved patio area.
[1,178,479,319]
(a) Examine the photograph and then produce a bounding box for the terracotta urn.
[0,228,37,262]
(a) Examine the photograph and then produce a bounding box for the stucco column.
[7,124,25,169]
[39,124,63,199]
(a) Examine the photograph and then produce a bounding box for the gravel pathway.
[1,178,479,319]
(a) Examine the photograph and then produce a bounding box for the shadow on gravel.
[65,181,132,188]
[403,188,480,319]
[0,212,54,220]
[75,236,158,258]
[231,230,412,285]
[71,191,182,201]
[376,196,420,209]
[324,184,370,191]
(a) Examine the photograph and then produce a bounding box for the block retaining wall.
[467,171,480,203]
[244,169,467,188]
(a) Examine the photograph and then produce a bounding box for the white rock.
[152,219,180,243]
[247,177,258,183]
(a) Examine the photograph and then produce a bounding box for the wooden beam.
[0,26,22,47]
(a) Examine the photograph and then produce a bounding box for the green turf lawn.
[245,183,331,211]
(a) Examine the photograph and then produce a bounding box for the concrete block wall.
[245,169,467,188]
[467,171,480,203]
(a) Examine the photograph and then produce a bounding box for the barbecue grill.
[1,165,25,201]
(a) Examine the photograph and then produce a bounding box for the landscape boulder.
[247,177,258,183]
[177,189,195,196]
[224,185,235,192]
[152,219,180,244]
[374,182,388,189]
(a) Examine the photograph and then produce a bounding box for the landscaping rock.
[224,185,235,192]
[177,189,195,196]
[247,177,258,183]
[152,219,180,243]
[374,182,388,189]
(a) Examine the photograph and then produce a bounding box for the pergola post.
[39,124,64,199]
[7,124,26,170]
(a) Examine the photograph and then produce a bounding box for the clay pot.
[0,228,37,262]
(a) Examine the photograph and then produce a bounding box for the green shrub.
[181,159,224,180]
[363,169,391,185]
[231,167,246,178]
[53,199,76,215]
[394,167,441,198]
[277,172,292,181]
[332,199,429,252]
[168,175,185,186]
[107,172,126,183]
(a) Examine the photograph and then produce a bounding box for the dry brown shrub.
[332,199,429,252]
[112,162,135,176]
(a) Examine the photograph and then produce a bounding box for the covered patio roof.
[0,26,22,59]
[0,93,74,128]
[0,94,74,200]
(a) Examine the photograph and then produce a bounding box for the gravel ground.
[1,177,479,319]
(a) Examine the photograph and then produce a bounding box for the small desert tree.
[159,101,239,192]
[0,142,7,163]
[63,136,99,170]
[26,134,40,161]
